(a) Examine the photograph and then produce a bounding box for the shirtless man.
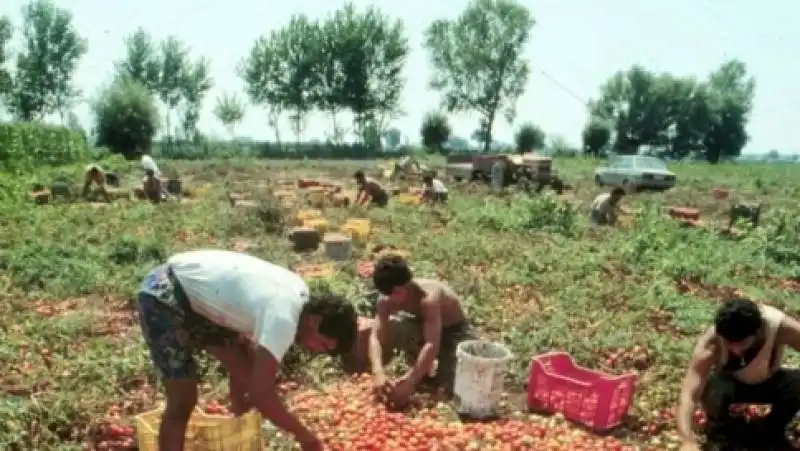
[677,298,800,450]
[354,170,389,207]
[82,163,111,202]
[368,255,476,407]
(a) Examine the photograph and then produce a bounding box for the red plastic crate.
[527,352,637,432]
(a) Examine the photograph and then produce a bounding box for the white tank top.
[718,305,785,384]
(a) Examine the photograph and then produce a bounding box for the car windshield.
[635,157,667,170]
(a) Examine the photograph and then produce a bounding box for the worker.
[390,155,423,181]
[142,169,164,202]
[421,174,448,203]
[368,255,476,408]
[141,152,162,178]
[136,249,357,451]
[354,170,389,207]
[677,298,800,450]
[589,187,627,226]
[82,163,111,202]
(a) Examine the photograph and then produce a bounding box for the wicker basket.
[136,407,262,451]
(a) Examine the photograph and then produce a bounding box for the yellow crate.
[136,407,262,451]
[295,263,335,280]
[303,218,329,233]
[342,219,371,242]
[396,193,422,205]
[296,209,323,222]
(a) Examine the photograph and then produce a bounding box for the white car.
[594,155,676,190]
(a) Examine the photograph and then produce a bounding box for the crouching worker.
[677,298,800,450]
[589,187,627,226]
[368,255,477,408]
[142,169,164,202]
[136,249,357,451]
[421,174,448,203]
[354,170,390,207]
[82,163,111,202]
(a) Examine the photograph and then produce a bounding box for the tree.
[515,122,545,153]
[425,0,534,152]
[93,77,159,158]
[421,111,451,153]
[11,0,87,121]
[382,127,401,149]
[239,35,284,145]
[213,92,246,136]
[178,56,212,141]
[115,28,161,93]
[155,36,188,143]
[582,118,612,156]
[702,59,755,163]
[0,16,12,110]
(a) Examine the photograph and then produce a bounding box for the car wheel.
[595,175,603,186]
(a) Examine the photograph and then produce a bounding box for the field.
[2,156,800,450]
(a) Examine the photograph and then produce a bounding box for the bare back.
[402,279,467,327]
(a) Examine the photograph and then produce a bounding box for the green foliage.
[456,194,579,237]
[213,92,246,136]
[92,77,159,157]
[420,111,451,152]
[590,60,755,161]
[425,0,534,152]
[0,16,12,105]
[240,4,408,146]
[514,122,545,152]
[0,121,88,172]
[582,118,612,156]
[10,0,87,120]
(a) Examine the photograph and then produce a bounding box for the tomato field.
[2,156,800,450]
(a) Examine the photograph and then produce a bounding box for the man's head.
[715,298,763,356]
[610,187,626,202]
[297,293,357,355]
[144,168,155,178]
[372,255,413,303]
[422,175,434,185]
[354,170,366,183]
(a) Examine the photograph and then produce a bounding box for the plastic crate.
[136,407,262,451]
[302,218,329,233]
[396,193,422,205]
[296,209,323,223]
[342,219,371,242]
[527,352,637,432]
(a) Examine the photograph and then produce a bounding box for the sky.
[1,0,797,154]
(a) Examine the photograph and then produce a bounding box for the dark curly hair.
[611,187,626,197]
[353,170,366,181]
[422,174,434,184]
[715,297,762,342]
[372,255,413,295]
[301,293,357,355]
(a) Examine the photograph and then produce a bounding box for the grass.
[2,156,800,449]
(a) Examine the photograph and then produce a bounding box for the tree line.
[0,0,755,162]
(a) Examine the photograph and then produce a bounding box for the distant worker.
[421,174,448,203]
[354,170,389,207]
[141,153,162,178]
[141,152,171,199]
[589,187,627,226]
[82,163,111,202]
[143,169,165,203]
[390,155,423,181]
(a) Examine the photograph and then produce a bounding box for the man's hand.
[388,376,415,408]
[299,433,323,451]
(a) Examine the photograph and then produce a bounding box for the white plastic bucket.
[453,340,513,418]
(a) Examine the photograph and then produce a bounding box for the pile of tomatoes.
[283,374,637,450]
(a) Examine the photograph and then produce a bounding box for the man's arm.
[777,315,800,352]
[368,302,391,379]
[404,296,442,386]
[677,334,717,445]
[249,348,317,444]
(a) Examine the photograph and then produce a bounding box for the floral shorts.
[136,265,238,380]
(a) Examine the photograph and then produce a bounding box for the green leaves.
[425,0,535,151]
[9,0,87,121]
[421,111,451,152]
[92,77,159,157]
[213,93,246,137]
[589,59,755,162]
[515,122,545,152]
[239,4,408,146]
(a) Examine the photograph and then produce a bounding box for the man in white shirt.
[136,249,357,451]
[141,153,161,178]
[589,187,626,226]
[421,174,448,203]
